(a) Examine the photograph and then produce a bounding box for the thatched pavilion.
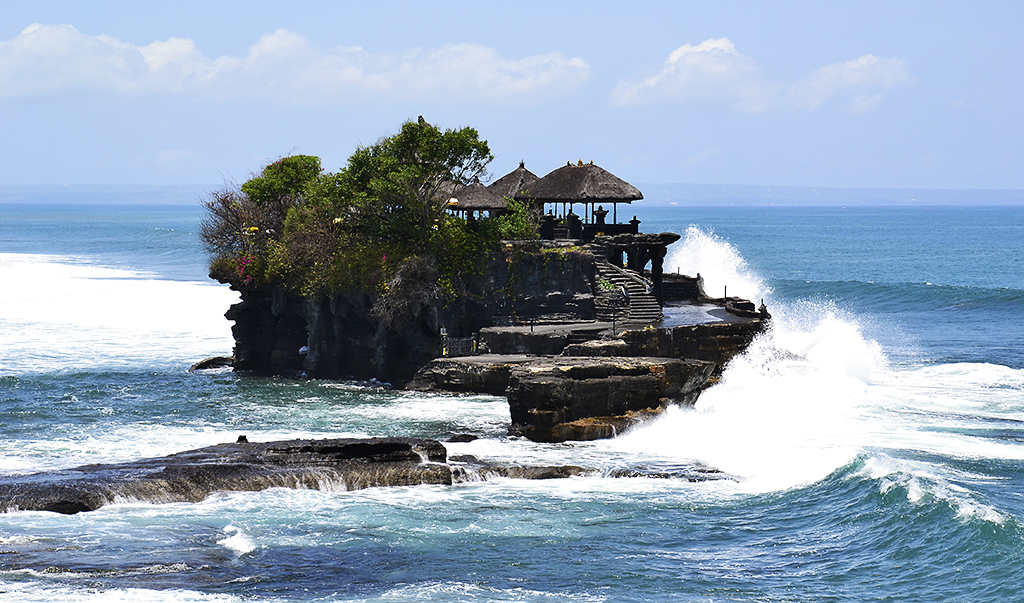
[445,182,509,219]
[516,161,644,241]
[488,160,538,200]
[447,160,645,241]
[446,162,539,219]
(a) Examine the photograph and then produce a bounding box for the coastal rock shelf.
[0,437,450,514]
[2,437,730,514]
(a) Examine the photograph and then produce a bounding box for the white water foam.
[0,583,242,603]
[608,309,879,493]
[610,226,1024,520]
[0,253,238,373]
[665,225,769,302]
[857,453,1006,523]
[217,524,257,556]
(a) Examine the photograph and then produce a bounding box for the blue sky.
[1,1,1021,189]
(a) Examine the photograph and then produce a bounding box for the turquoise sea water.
[1,201,1023,602]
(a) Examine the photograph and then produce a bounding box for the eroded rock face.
[226,289,452,383]
[411,355,715,443]
[405,354,534,395]
[504,357,715,443]
[626,322,767,370]
[220,248,599,383]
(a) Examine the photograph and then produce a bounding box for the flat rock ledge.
[0,437,618,515]
[408,355,715,443]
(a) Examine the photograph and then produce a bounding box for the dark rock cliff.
[222,245,598,383]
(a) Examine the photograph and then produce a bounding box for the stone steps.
[594,260,662,323]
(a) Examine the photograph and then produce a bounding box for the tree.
[202,118,499,313]
[340,118,492,247]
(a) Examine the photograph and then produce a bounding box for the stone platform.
[409,355,715,442]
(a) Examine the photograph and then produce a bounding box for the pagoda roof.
[489,161,539,199]
[446,182,507,211]
[516,162,642,203]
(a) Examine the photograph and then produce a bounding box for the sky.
[1,1,1021,190]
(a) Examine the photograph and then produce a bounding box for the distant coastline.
[636,182,1024,207]
[2,183,1022,207]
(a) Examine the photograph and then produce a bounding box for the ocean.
[1,200,1023,602]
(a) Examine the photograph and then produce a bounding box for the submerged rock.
[188,356,234,372]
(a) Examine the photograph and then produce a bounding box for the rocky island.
[202,118,768,444]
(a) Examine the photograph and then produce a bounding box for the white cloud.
[848,93,885,114]
[684,148,722,167]
[610,38,774,112]
[786,54,911,110]
[611,37,910,113]
[0,24,591,104]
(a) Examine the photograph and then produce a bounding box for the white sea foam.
[609,227,1024,507]
[607,313,876,493]
[858,454,1005,524]
[0,583,241,603]
[0,253,238,373]
[217,524,256,556]
[665,225,769,302]
[373,581,608,602]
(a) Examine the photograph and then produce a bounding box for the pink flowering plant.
[234,253,257,285]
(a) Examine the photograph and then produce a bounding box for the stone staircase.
[593,260,663,324]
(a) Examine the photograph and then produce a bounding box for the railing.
[440,336,477,357]
[581,222,639,241]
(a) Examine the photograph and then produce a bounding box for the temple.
[448,159,680,314]
[218,158,769,443]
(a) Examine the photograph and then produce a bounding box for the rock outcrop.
[565,321,767,372]
[505,356,714,442]
[215,235,768,444]
[221,245,599,384]
[0,438,449,514]
[0,437,623,515]
[409,355,715,442]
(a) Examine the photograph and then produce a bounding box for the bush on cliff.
[201,118,536,326]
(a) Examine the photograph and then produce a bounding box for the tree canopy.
[201,118,536,325]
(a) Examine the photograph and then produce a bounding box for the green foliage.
[494,197,539,241]
[240,155,322,205]
[341,119,492,247]
[201,118,531,327]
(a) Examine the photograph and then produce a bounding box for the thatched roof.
[489,161,538,199]
[516,162,642,203]
[446,182,507,211]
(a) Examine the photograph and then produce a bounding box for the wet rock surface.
[410,355,715,443]
[0,438,450,514]
[1,437,669,514]
[448,454,594,481]
[504,356,715,442]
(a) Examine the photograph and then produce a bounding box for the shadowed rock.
[188,356,234,372]
[448,454,593,481]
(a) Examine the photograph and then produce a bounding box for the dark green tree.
[202,119,511,324]
[339,118,492,247]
